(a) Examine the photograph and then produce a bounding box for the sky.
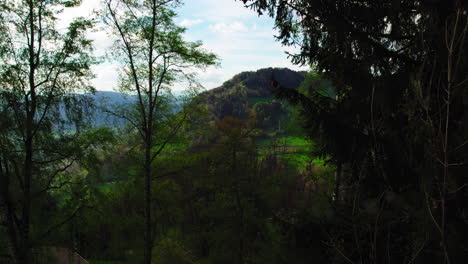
[60,0,308,92]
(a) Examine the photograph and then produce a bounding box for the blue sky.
[60,0,308,92]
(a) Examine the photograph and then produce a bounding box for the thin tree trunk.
[20,1,37,263]
[144,2,157,263]
[334,161,342,201]
[144,138,152,264]
[232,149,244,264]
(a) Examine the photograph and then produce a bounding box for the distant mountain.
[92,91,135,106]
[87,91,135,127]
[87,91,184,127]
[195,67,306,132]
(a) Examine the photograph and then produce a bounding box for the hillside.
[190,68,318,169]
[196,68,306,132]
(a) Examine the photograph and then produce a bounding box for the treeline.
[70,116,334,263]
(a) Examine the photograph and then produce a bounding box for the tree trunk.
[20,0,37,262]
[144,138,152,264]
[232,149,244,264]
[334,161,342,201]
[21,137,33,264]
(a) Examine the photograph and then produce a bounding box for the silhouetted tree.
[102,1,217,263]
[241,0,468,263]
[0,1,102,263]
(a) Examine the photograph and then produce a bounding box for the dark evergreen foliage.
[243,0,468,263]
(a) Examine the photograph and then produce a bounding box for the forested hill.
[195,68,306,124]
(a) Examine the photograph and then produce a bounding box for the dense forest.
[0,0,467,264]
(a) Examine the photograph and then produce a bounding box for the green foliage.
[72,110,333,263]
[0,1,107,263]
[152,237,198,264]
[249,96,273,106]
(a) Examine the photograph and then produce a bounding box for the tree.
[101,1,217,263]
[0,1,100,263]
[241,0,468,263]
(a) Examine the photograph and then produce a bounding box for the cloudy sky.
[60,0,308,92]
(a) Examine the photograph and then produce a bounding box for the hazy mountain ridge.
[85,91,135,127]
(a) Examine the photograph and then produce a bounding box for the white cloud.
[209,22,249,34]
[91,63,119,91]
[179,19,203,27]
[57,0,100,29]
[196,0,258,20]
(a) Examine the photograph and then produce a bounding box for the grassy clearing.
[277,136,311,146]
[255,135,326,169]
